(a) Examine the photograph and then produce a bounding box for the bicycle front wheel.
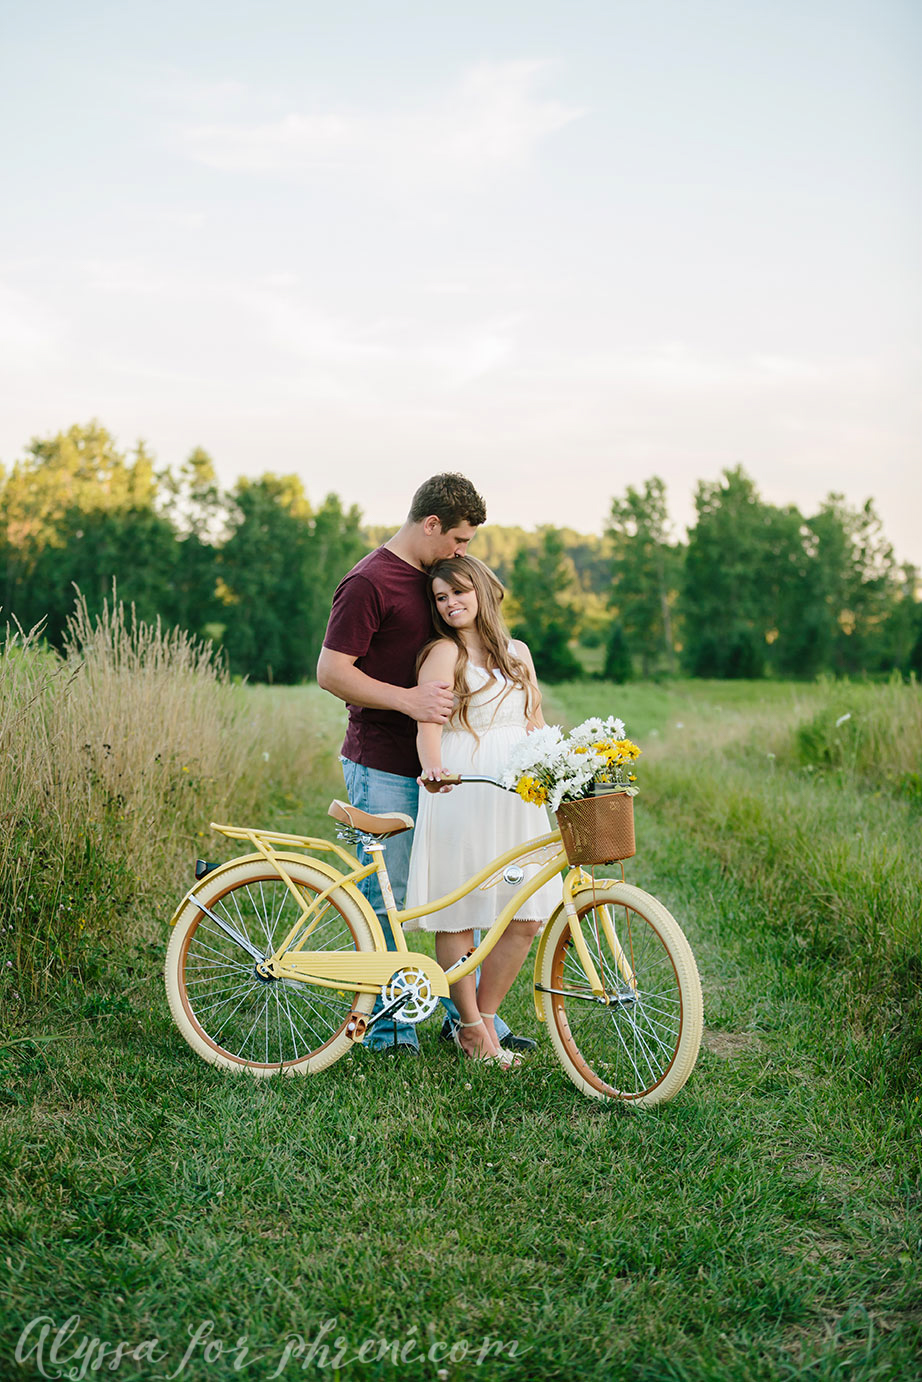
[165,858,377,1076]
[538,883,702,1107]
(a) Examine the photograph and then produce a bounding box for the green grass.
[544,677,922,1095]
[2,679,920,1380]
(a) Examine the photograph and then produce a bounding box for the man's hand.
[405,680,454,724]
[317,648,454,721]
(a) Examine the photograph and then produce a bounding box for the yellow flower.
[516,775,548,806]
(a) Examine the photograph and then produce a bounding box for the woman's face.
[432,576,478,632]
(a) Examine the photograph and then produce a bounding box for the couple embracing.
[317,474,557,1063]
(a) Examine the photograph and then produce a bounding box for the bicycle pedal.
[345,1013,368,1042]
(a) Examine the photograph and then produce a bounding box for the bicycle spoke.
[280,986,331,1052]
[236,987,273,1060]
[252,879,287,952]
[175,871,372,1069]
[547,896,691,1100]
[224,889,259,954]
[606,1006,653,1088]
[189,977,259,1010]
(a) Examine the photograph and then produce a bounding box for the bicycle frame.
[202,815,615,1001]
[166,790,702,1104]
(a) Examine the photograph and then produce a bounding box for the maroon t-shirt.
[322,546,433,777]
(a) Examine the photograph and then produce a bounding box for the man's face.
[423,519,478,565]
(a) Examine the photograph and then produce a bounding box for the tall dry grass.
[1,596,330,1000]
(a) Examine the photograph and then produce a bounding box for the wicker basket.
[555,791,636,865]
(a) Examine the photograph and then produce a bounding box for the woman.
[405,556,559,1063]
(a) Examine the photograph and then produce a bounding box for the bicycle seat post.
[332,824,406,953]
[363,840,400,931]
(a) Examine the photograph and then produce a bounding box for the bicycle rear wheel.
[538,883,702,1106]
[165,858,376,1075]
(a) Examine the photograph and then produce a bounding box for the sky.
[1,0,920,563]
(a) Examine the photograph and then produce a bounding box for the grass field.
[1,638,920,1381]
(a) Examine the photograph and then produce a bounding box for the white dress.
[405,665,561,933]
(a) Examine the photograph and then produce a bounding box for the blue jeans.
[340,758,510,1050]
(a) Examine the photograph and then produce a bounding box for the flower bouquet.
[502,716,641,864]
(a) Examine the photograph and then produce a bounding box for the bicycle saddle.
[328,799,414,837]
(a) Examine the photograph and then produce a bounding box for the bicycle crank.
[380,966,442,1024]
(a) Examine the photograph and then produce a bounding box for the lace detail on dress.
[444,665,527,737]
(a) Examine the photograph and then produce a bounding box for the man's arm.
[317,646,454,723]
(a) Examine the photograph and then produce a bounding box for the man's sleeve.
[322,574,382,658]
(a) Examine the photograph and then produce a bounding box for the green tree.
[0,423,177,642]
[907,602,922,678]
[469,525,534,586]
[681,467,781,678]
[888,564,922,675]
[218,475,312,682]
[603,622,632,682]
[219,476,367,682]
[29,507,179,644]
[158,448,227,638]
[507,528,583,682]
[606,477,681,675]
[681,471,906,680]
[301,493,367,674]
[755,503,826,678]
[808,495,901,674]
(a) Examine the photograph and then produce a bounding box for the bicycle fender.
[531,899,568,1023]
[167,851,388,952]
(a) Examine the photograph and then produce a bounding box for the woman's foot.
[478,1013,522,1067]
[452,1019,518,1066]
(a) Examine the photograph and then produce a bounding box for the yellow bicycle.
[164,779,702,1107]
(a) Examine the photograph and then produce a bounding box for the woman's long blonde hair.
[418,556,539,736]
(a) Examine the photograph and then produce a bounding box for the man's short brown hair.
[409,473,486,530]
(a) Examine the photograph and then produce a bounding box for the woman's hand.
[417,762,455,793]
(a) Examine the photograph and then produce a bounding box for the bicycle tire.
[165,857,377,1075]
[538,882,702,1106]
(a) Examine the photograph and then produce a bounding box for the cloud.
[177,60,585,180]
[517,340,893,403]
[425,319,519,388]
[0,282,67,366]
[231,282,520,392]
[183,111,354,172]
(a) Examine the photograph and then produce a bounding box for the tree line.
[3,422,920,682]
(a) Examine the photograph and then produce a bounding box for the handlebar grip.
[421,773,463,792]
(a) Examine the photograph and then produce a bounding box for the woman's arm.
[512,639,545,730]
[416,641,459,782]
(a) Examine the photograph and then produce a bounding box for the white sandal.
[452,1018,517,1067]
[479,1013,521,1068]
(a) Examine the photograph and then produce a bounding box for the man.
[317,473,534,1056]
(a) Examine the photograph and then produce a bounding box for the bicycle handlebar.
[420,773,506,794]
